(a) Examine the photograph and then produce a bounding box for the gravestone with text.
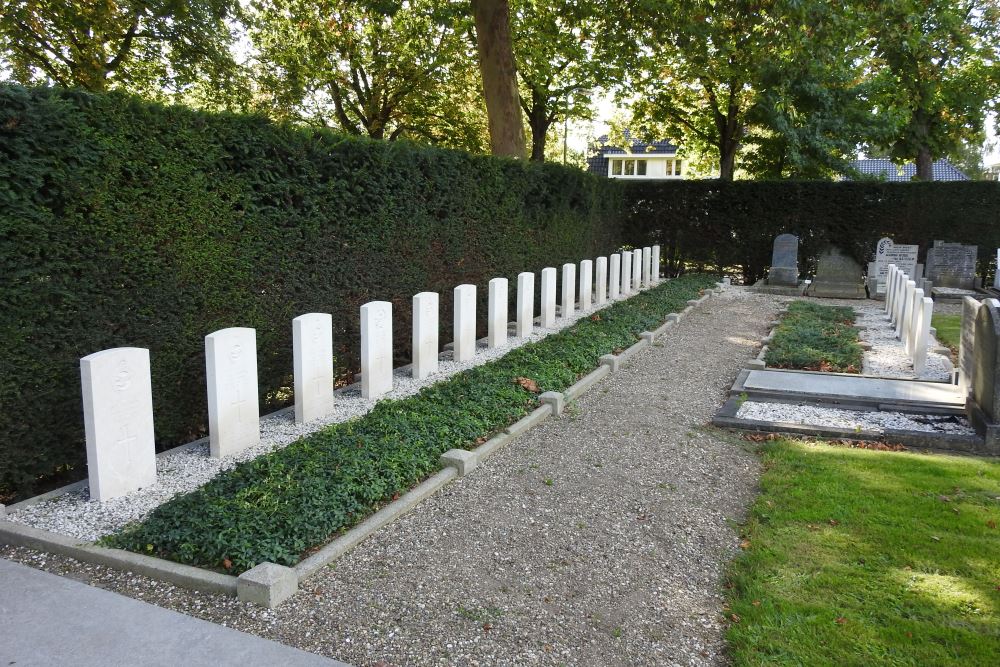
[206,327,260,457]
[925,240,978,289]
[871,237,919,299]
[959,296,981,394]
[805,246,866,299]
[752,233,803,294]
[81,347,157,501]
[412,292,439,379]
[292,313,334,424]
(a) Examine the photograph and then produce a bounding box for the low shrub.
[765,301,862,373]
[105,274,717,573]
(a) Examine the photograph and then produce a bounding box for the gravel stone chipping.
[736,401,974,435]
[8,292,623,542]
[2,287,775,667]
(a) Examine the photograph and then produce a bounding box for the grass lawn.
[727,438,1000,666]
[933,314,962,354]
[765,301,863,373]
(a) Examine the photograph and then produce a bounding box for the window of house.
[624,159,635,175]
[674,160,682,176]
[636,160,647,175]
[611,159,622,175]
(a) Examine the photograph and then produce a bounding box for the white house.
[587,134,685,180]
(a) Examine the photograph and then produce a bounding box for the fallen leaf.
[515,377,540,393]
[751,600,761,607]
[987,520,997,529]
[828,519,840,526]
[739,539,751,549]
[222,557,232,570]
[938,495,951,503]
[835,617,847,625]
[931,536,941,542]
[483,623,492,632]
[590,314,601,322]
[729,613,741,623]
[906,632,913,638]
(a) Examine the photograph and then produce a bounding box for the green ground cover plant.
[105,274,717,573]
[932,314,961,354]
[727,438,1000,665]
[765,301,863,373]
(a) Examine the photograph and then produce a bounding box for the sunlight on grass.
[726,439,1000,666]
[933,313,961,354]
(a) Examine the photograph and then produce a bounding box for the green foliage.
[765,302,862,373]
[104,275,717,573]
[727,439,1000,665]
[0,84,627,500]
[932,314,962,354]
[622,179,1000,283]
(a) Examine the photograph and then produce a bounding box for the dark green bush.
[622,180,1000,284]
[765,301,862,373]
[0,85,628,500]
[105,275,717,573]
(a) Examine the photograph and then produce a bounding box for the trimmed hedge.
[765,301,862,373]
[622,180,1000,284]
[105,274,718,573]
[0,85,628,500]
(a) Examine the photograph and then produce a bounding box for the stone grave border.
[1,284,723,608]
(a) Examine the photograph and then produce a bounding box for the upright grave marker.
[561,263,576,318]
[80,347,156,501]
[579,260,593,311]
[620,251,631,295]
[994,248,1000,290]
[768,234,799,286]
[361,301,393,399]
[642,247,651,287]
[454,284,477,362]
[897,280,916,340]
[609,254,621,299]
[913,297,933,375]
[925,240,978,289]
[806,246,866,299]
[651,245,661,283]
[971,299,1000,445]
[595,257,608,305]
[872,238,919,298]
[412,292,439,379]
[905,288,925,356]
[541,267,557,327]
[632,249,642,291]
[488,278,508,348]
[960,296,982,394]
[885,265,897,316]
[516,272,534,338]
[206,327,260,458]
[293,313,334,424]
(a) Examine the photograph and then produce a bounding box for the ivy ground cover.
[764,301,863,373]
[727,438,1000,665]
[107,274,717,573]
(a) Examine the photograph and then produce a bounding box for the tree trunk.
[915,146,934,181]
[471,0,527,159]
[719,142,737,181]
[527,90,550,161]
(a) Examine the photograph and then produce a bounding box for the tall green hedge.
[622,180,1000,284]
[0,86,626,500]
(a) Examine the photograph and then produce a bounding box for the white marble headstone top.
[595,257,608,305]
[561,263,576,319]
[632,249,642,290]
[516,272,534,338]
[488,278,508,349]
[540,267,557,328]
[80,347,157,501]
[609,254,621,299]
[579,260,593,311]
[361,301,393,399]
[453,284,477,362]
[642,247,651,287]
[651,245,661,284]
[293,313,334,425]
[620,251,631,295]
[412,292,439,380]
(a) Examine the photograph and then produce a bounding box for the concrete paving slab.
[741,369,966,409]
[0,559,346,667]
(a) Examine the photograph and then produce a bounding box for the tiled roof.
[845,158,970,181]
[592,133,678,156]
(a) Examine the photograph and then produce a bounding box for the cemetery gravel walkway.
[1,287,781,667]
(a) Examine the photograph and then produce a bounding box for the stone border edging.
[1,281,724,608]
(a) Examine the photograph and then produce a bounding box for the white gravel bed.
[8,288,659,542]
[736,400,974,435]
[854,305,951,381]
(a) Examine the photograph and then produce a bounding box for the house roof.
[593,134,678,156]
[846,158,970,181]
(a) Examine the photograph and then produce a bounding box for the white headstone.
[361,301,393,399]
[906,288,924,356]
[488,278,508,348]
[579,260,593,311]
[620,251,631,295]
[412,292,439,379]
[885,265,896,315]
[609,254,621,300]
[205,327,260,458]
[540,267,557,328]
[897,280,916,340]
[995,249,1000,290]
[913,297,933,375]
[454,284,477,362]
[651,245,661,283]
[595,257,608,305]
[874,238,919,296]
[516,272,534,338]
[561,263,576,319]
[80,347,156,501]
[632,249,642,290]
[293,313,334,425]
[642,247,651,287]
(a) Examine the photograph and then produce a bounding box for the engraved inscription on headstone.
[361,301,393,399]
[454,284,477,362]
[293,313,334,424]
[412,292,439,379]
[961,296,983,394]
[81,347,157,501]
[925,240,978,289]
[807,246,866,299]
[767,234,799,286]
[873,237,919,295]
[206,327,260,458]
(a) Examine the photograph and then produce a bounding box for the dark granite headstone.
[805,246,866,299]
[925,240,978,289]
[767,234,799,286]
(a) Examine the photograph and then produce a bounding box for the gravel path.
[2,287,775,667]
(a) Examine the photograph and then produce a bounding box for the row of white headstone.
[884,263,934,375]
[80,246,662,501]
